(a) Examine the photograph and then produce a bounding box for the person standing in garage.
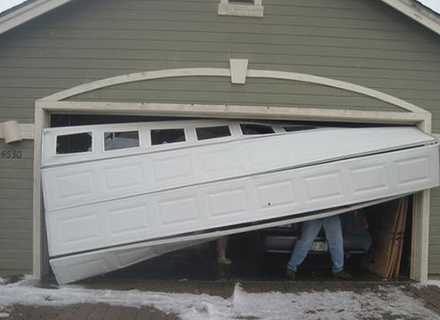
[286,215,352,280]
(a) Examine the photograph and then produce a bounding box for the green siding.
[0,140,33,276]
[0,0,440,276]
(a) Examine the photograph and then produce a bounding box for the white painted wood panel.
[45,144,439,257]
[50,239,210,285]
[41,123,435,212]
[48,194,410,285]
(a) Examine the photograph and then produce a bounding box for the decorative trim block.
[230,59,249,84]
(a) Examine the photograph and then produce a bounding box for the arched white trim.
[40,67,429,115]
[247,70,428,114]
[43,68,230,101]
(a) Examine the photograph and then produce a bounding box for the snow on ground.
[424,280,440,288]
[0,276,439,320]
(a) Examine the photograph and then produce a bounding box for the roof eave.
[378,0,440,36]
[0,0,75,35]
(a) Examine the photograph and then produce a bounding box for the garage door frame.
[33,62,434,282]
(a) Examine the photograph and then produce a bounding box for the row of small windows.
[55,124,314,155]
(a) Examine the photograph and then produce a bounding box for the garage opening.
[44,114,426,280]
[41,114,432,284]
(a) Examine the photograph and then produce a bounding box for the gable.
[1,0,440,37]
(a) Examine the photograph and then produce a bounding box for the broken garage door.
[41,120,439,284]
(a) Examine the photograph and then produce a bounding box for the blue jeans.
[287,215,344,273]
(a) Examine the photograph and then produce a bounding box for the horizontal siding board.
[0,230,32,241]
[0,249,33,259]
[38,11,425,35]
[0,179,33,190]
[430,226,440,235]
[0,159,34,169]
[430,236,440,246]
[0,57,225,70]
[0,239,32,251]
[21,22,436,43]
[0,260,32,270]
[0,78,89,89]
[4,44,440,63]
[0,220,32,230]
[0,209,33,220]
[0,110,35,122]
[429,255,440,265]
[0,200,32,210]
[2,53,439,72]
[431,216,440,226]
[11,30,440,54]
[0,189,33,200]
[0,169,34,180]
[430,195,440,207]
[428,265,440,275]
[5,39,440,63]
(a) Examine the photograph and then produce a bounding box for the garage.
[36,82,437,284]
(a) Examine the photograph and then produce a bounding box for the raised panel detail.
[200,149,240,172]
[59,214,100,244]
[304,171,343,202]
[151,155,192,181]
[56,171,94,199]
[104,163,143,190]
[256,180,296,209]
[207,188,247,217]
[351,164,388,194]
[157,196,198,225]
[109,205,149,235]
[396,157,429,186]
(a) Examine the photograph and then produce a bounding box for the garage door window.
[151,129,186,145]
[196,125,231,141]
[104,131,140,151]
[240,124,274,135]
[283,125,316,132]
[56,132,92,154]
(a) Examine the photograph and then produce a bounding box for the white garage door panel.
[46,145,439,257]
[41,126,435,212]
[50,239,210,285]
[48,195,410,285]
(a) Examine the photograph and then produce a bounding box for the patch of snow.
[0,279,439,320]
[0,312,9,318]
[424,280,440,288]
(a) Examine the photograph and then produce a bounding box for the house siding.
[0,0,440,276]
[0,140,33,276]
